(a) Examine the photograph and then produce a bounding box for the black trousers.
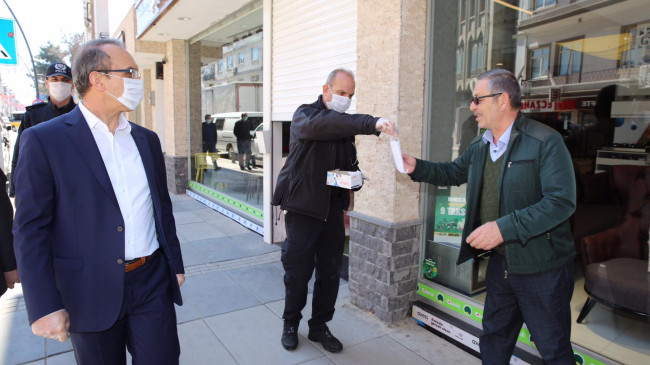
[281,208,345,328]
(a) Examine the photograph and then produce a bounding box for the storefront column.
[163,39,201,193]
[140,70,153,130]
[349,0,427,323]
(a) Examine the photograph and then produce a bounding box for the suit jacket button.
[117,226,123,232]
[117,259,124,264]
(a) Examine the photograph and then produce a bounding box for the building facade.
[84,1,649,363]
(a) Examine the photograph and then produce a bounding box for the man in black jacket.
[10,62,76,196]
[233,112,253,170]
[272,68,396,353]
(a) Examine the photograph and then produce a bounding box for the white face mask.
[326,86,351,113]
[103,74,144,111]
[48,82,72,101]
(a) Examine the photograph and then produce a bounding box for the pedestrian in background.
[202,113,217,153]
[401,69,576,364]
[202,113,220,170]
[10,62,76,197]
[234,112,253,170]
[272,68,396,353]
[0,167,18,298]
[13,38,185,365]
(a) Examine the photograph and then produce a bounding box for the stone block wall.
[165,155,188,194]
[348,212,421,324]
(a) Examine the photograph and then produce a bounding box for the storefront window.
[420,1,650,363]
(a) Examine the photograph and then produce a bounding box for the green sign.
[417,283,609,365]
[433,186,465,246]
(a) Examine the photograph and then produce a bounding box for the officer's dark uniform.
[9,97,76,195]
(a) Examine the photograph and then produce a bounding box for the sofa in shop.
[571,168,625,255]
[576,165,650,323]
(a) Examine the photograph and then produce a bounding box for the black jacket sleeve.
[291,105,380,141]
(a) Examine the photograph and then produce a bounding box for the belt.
[124,252,154,272]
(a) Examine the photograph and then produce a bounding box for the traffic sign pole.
[1,0,39,99]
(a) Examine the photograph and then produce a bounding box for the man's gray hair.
[326,68,355,85]
[73,38,125,97]
[477,69,522,109]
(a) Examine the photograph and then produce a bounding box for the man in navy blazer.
[13,38,185,364]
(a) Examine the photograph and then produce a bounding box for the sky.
[0,0,132,107]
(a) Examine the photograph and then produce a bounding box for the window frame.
[528,45,551,80]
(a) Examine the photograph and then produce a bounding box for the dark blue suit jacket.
[13,106,184,332]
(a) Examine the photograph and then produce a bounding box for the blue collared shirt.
[481,123,514,162]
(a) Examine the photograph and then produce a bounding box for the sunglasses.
[471,92,502,105]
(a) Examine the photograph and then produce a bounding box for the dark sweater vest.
[480,152,505,255]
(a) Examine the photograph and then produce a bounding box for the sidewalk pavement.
[0,193,480,365]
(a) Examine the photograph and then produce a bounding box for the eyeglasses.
[97,68,141,79]
[471,92,502,105]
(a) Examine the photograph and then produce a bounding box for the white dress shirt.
[79,102,158,260]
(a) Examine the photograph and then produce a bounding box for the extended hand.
[177,273,185,287]
[376,118,398,137]
[402,153,416,174]
[3,270,19,289]
[32,310,70,342]
[466,221,504,250]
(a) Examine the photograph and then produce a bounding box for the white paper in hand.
[391,140,406,173]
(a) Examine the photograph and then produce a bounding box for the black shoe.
[246,166,252,171]
[240,167,245,171]
[308,325,343,353]
[281,324,298,351]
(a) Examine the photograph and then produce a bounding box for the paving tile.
[173,210,205,225]
[178,320,237,365]
[294,301,396,356]
[46,337,73,356]
[226,262,286,303]
[172,199,210,212]
[45,351,76,365]
[389,320,481,364]
[299,356,337,365]
[176,222,228,241]
[197,234,278,263]
[170,194,192,203]
[175,302,201,325]
[179,242,214,267]
[0,311,45,365]
[327,335,431,365]
[204,305,323,365]
[181,270,261,317]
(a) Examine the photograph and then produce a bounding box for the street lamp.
[1,0,39,100]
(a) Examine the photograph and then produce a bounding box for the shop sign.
[434,187,466,246]
[521,99,576,113]
[577,99,597,110]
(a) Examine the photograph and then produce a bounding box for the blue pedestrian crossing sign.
[0,18,17,65]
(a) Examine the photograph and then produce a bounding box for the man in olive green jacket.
[402,69,576,365]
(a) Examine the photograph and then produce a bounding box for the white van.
[211,111,262,163]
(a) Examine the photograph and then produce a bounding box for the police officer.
[9,62,76,196]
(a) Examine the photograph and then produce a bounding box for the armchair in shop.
[576,165,650,323]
